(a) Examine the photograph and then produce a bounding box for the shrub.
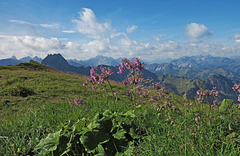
[34,110,144,155]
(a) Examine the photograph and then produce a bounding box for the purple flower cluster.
[117,58,144,74]
[126,89,132,97]
[232,83,240,92]
[153,82,165,91]
[149,82,174,109]
[122,79,128,86]
[92,85,98,90]
[69,97,86,106]
[101,66,114,76]
[133,86,149,98]
[196,87,219,103]
[150,95,157,101]
[127,74,142,85]
[210,87,219,97]
[83,66,114,90]
[196,87,218,97]
[232,83,240,102]
[196,89,211,97]
[117,58,145,86]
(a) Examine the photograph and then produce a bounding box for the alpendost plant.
[81,58,146,111]
[77,58,177,112]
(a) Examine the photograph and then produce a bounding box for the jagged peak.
[10,56,17,60]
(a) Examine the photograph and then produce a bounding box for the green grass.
[0,61,239,155]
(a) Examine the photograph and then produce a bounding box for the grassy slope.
[0,61,85,121]
[0,61,239,155]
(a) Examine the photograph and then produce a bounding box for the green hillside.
[0,61,239,155]
[158,74,239,102]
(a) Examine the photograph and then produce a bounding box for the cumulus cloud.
[0,35,69,59]
[3,10,240,62]
[233,33,240,43]
[1,34,240,62]
[72,8,112,39]
[126,25,138,33]
[186,23,213,42]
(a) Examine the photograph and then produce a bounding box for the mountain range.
[2,54,240,81]
[68,55,122,67]
[41,54,159,83]
[0,56,42,66]
[68,55,240,81]
[1,54,240,102]
[158,74,239,102]
[144,62,240,81]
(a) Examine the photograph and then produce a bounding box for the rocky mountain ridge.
[41,54,159,83]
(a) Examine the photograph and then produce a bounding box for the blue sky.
[0,0,240,62]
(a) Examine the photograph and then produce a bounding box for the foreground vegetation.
[0,60,239,155]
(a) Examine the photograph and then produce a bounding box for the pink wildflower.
[210,87,218,97]
[100,66,113,76]
[195,116,200,124]
[117,64,125,74]
[92,85,98,90]
[69,101,74,105]
[126,89,132,97]
[122,79,128,86]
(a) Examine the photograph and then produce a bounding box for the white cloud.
[233,33,240,38]
[186,23,213,42]
[40,24,59,29]
[126,25,138,33]
[233,33,240,43]
[1,35,240,62]
[3,10,240,62]
[72,8,112,39]
[62,30,76,33]
[153,34,167,41]
[9,19,60,30]
[9,19,36,32]
[0,35,66,59]
[235,39,240,43]
[9,20,31,25]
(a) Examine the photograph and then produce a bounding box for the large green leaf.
[219,99,233,112]
[123,110,135,118]
[113,129,127,140]
[129,127,140,139]
[34,130,61,154]
[80,131,109,152]
[95,144,105,156]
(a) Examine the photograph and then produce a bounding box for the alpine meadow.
[1,0,240,155]
[0,59,239,155]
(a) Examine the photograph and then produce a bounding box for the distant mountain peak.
[68,55,121,67]
[41,53,69,70]
[11,56,17,60]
